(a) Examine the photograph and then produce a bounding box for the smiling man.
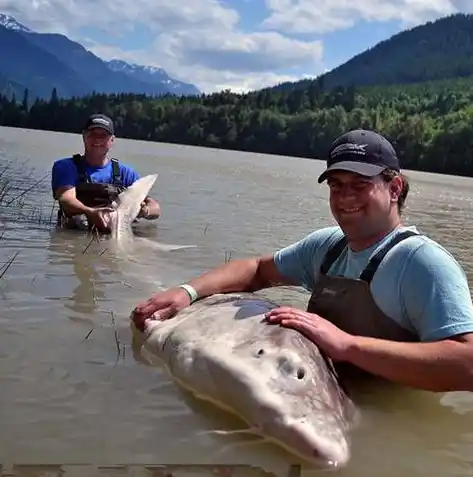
[132,129,473,393]
[51,113,161,232]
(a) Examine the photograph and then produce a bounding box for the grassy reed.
[0,157,57,229]
[0,157,57,278]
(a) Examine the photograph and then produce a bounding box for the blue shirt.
[51,156,140,194]
[274,225,473,342]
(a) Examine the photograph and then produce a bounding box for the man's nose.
[337,186,358,200]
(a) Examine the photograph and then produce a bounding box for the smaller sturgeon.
[132,292,359,469]
[101,174,195,253]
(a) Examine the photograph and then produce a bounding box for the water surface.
[0,126,472,477]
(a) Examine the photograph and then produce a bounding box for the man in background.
[51,113,160,232]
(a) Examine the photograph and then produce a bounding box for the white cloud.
[261,0,472,34]
[4,0,239,34]
[87,38,321,93]
[0,0,325,92]
[2,0,471,93]
[147,30,323,92]
[157,31,322,72]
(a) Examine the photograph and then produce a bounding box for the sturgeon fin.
[112,174,158,239]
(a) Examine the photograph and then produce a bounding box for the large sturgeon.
[132,292,359,469]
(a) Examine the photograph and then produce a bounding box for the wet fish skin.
[103,174,195,252]
[134,292,359,469]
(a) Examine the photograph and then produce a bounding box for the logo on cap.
[91,118,110,127]
[330,143,368,158]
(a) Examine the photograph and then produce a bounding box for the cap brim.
[317,161,386,183]
[86,125,113,134]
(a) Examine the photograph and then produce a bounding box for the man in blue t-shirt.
[51,113,161,232]
[131,129,473,393]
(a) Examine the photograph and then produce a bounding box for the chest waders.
[56,154,126,230]
[305,230,420,380]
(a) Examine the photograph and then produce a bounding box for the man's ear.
[390,175,403,202]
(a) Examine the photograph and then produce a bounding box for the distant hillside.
[0,25,89,99]
[0,13,200,100]
[274,13,473,92]
[0,72,27,101]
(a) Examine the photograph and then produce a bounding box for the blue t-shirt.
[274,225,473,342]
[51,156,140,194]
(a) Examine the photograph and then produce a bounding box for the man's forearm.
[59,196,92,216]
[188,258,265,299]
[345,335,473,392]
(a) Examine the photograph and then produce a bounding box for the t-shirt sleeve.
[51,159,78,193]
[273,227,343,291]
[120,164,141,187]
[401,242,473,341]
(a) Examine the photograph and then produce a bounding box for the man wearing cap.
[131,129,473,393]
[51,113,161,232]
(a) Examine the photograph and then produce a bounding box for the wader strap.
[72,155,121,185]
[111,158,121,184]
[320,236,348,275]
[72,154,89,183]
[358,230,419,284]
[319,230,420,282]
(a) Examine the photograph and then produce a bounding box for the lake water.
[0,126,472,477]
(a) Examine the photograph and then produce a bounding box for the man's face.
[326,170,401,242]
[82,128,114,157]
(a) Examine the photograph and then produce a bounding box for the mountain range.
[0,13,200,101]
[3,11,473,105]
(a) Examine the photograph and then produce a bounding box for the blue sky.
[2,0,472,93]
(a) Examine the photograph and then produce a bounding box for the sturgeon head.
[135,292,359,469]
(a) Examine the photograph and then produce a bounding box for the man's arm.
[188,254,296,299]
[344,333,473,392]
[52,159,92,216]
[132,227,342,324]
[343,242,473,392]
[55,186,93,216]
[188,227,342,300]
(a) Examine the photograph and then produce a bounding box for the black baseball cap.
[83,113,114,135]
[317,129,400,183]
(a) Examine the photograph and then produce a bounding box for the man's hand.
[265,307,354,362]
[85,207,115,232]
[137,201,150,219]
[140,197,161,219]
[131,287,192,331]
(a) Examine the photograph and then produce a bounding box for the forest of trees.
[1,75,473,177]
[309,13,473,90]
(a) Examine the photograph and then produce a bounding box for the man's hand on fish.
[85,206,115,231]
[137,201,150,219]
[132,287,192,331]
[265,307,353,362]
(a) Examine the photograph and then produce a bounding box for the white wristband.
[179,284,199,303]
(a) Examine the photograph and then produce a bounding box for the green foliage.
[275,13,473,90]
[2,75,473,177]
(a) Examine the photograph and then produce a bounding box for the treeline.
[1,77,473,176]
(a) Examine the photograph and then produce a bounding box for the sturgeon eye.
[297,367,305,379]
[257,349,265,356]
